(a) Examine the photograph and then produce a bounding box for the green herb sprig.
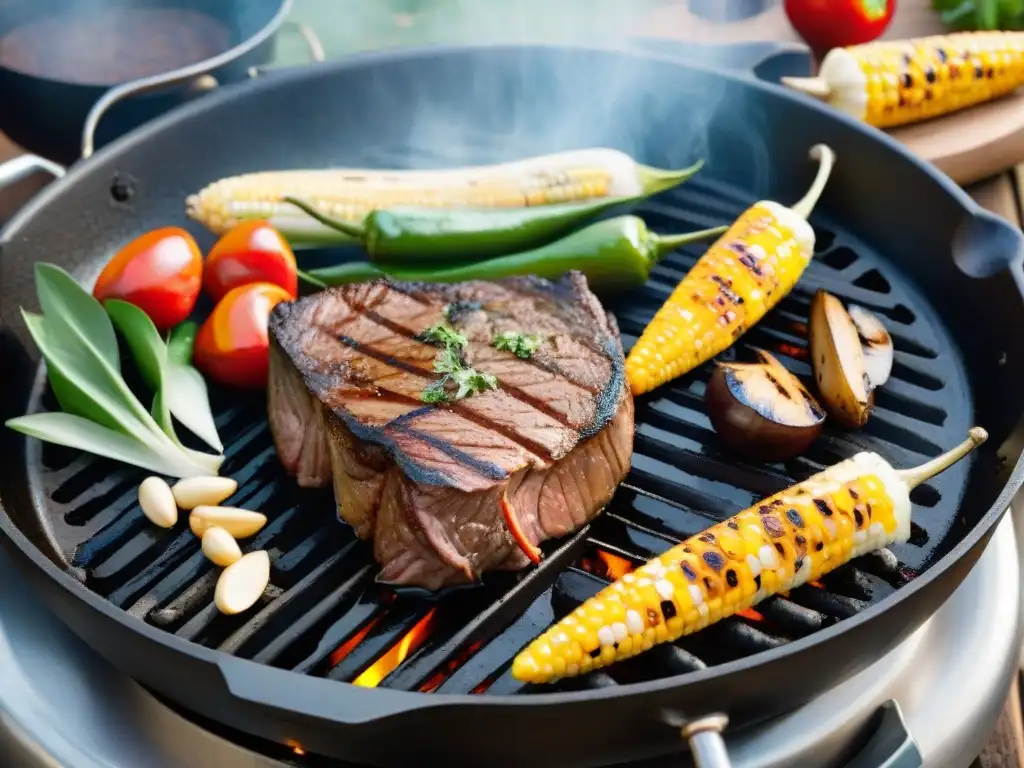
[6,264,224,478]
[417,320,498,404]
[493,330,540,359]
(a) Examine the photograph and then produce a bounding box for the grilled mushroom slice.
[848,304,894,389]
[810,290,872,429]
[705,348,825,461]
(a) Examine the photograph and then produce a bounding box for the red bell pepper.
[784,0,896,55]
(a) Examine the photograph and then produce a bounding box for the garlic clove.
[189,506,267,538]
[201,526,242,567]
[171,476,238,510]
[215,551,270,615]
[139,476,178,529]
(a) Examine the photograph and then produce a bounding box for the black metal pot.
[0,0,320,165]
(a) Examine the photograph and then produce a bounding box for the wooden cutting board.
[633,0,1024,186]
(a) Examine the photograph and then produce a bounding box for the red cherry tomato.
[93,227,203,331]
[194,282,292,389]
[784,0,895,55]
[204,220,298,303]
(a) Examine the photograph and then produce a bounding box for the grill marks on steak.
[268,273,634,589]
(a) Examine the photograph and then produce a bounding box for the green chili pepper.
[302,216,727,293]
[281,160,703,265]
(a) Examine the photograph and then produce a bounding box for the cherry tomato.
[194,282,292,389]
[94,227,203,331]
[784,0,894,55]
[204,220,298,303]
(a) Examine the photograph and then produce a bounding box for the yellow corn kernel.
[794,32,1024,129]
[184,168,615,235]
[625,200,814,395]
[511,452,911,685]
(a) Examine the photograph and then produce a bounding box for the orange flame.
[329,615,384,669]
[581,549,635,581]
[736,608,764,622]
[418,640,485,693]
[352,608,437,688]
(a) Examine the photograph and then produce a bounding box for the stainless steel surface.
[2,512,1019,768]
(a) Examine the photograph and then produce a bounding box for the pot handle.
[80,20,325,160]
[0,155,66,190]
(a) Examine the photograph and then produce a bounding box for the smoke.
[343,0,731,178]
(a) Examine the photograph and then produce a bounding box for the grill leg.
[681,714,732,768]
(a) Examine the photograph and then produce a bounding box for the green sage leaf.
[35,263,120,373]
[6,412,219,479]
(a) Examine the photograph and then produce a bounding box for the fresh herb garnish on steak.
[492,330,540,359]
[417,322,467,349]
[416,320,497,403]
[450,367,498,399]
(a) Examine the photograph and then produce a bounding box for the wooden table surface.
[0,0,1020,764]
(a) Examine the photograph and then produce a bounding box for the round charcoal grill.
[0,43,1022,768]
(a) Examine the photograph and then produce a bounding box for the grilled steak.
[267,272,634,589]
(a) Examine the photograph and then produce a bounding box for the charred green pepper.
[300,216,727,293]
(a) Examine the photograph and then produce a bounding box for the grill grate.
[26,159,973,703]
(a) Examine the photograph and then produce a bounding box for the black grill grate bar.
[378,528,590,691]
[279,573,384,675]
[218,543,357,656]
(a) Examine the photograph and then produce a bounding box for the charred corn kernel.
[512,452,910,684]
[513,428,988,684]
[185,148,691,242]
[626,201,815,394]
[783,32,1024,129]
[625,145,834,395]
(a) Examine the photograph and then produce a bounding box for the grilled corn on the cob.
[512,427,987,684]
[782,32,1024,129]
[185,148,699,244]
[625,144,835,396]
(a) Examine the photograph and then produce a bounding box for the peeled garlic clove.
[848,304,894,390]
[189,506,267,538]
[171,476,238,510]
[202,526,242,567]
[215,551,270,615]
[138,476,178,529]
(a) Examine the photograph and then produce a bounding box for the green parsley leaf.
[493,330,541,359]
[420,378,451,404]
[417,323,467,349]
[451,368,498,399]
[434,344,464,375]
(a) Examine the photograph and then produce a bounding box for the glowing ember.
[329,615,384,669]
[284,740,306,756]
[580,549,635,581]
[352,608,437,688]
[776,342,807,360]
[418,640,485,693]
[736,608,765,622]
